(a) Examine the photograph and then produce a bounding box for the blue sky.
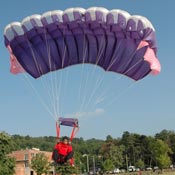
[0,0,174,140]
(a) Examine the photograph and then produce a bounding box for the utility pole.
[126,154,128,172]
[83,154,89,173]
[93,156,96,174]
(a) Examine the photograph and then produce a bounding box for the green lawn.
[119,170,175,175]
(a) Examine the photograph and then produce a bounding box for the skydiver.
[52,136,74,166]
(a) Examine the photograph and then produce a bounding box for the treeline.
[10,129,175,171]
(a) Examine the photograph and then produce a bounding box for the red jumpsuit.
[52,142,74,165]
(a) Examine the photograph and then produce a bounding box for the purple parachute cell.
[4,7,161,81]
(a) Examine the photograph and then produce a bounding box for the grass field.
[119,170,175,175]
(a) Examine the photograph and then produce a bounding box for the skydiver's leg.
[64,151,74,162]
[52,149,62,163]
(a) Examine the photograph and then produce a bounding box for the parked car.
[128,166,136,172]
[136,168,140,172]
[153,166,159,172]
[170,164,174,169]
[146,167,152,171]
[89,171,94,175]
[113,168,120,174]
[120,169,126,173]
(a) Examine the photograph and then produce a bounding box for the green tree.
[30,152,50,175]
[55,164,78,175]
[120,132,141,166]
[6,131,175,172]
[0,157,16,175]
[155,130,175,163]
[109,144,125,168]
[138,135,152,167]
[149,139,172,169]
[100,135,116,160]
[102,159,115,172]
[0,132,15,175]
[135,159,145,170]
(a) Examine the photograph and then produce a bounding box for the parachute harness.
[56,117,79,141]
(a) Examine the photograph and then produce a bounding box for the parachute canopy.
[4,7,161,81]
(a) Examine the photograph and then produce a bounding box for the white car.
[120,169,126,173]
[128,166,136,172]
[146,167,152,171]
[113,168,120,173]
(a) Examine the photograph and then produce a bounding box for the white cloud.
[65,108,105,119]
[94,97,104,105]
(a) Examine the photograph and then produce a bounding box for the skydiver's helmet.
[62,136,69,140]
[62,136,69,144]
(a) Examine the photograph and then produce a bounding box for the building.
[9,148,54,175]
